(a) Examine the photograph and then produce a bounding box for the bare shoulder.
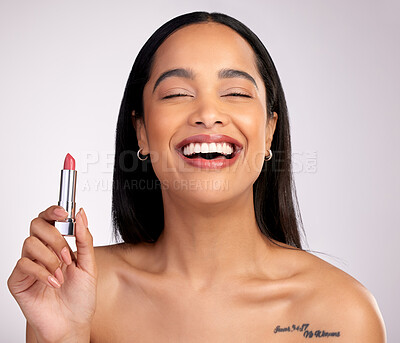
[91,244,127,301]
[275,243,387,342]
[92,242,150,270]
[92,243,127,265]
[92,242,139,282]
[90,243,142,340]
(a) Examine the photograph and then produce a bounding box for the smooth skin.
[9,23,386,342]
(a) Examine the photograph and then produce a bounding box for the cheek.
[143,107,179,174]
[146,119,171,154]
[238,108,267,171]
[240,108,266,149]
[143,103,176,149]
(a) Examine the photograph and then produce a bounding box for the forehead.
[150,22,259,78]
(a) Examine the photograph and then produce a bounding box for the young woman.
[8,11,386,342]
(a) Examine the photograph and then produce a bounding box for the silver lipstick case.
[54,169,77,236]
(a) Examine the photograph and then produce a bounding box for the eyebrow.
[152,67,258,93]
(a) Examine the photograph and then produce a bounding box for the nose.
[188,101,230,129]
[188,98,231,129]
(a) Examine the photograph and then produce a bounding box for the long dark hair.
[112,11,306,249]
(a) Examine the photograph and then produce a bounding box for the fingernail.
[80,208,88,228]
[54,267,64,284]
[48,275,61,288]
[61,247,72,265]
[54,207,68,219]
[76,208,82,220]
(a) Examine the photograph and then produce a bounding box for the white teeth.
[185,143,195,155]
[194,143,201,153]
[182,142,234,156]
[201,143,209,153]
[222,143,229,155]
[209,142,217,152]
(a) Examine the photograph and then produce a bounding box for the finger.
[48,242,76,266]
[38,207,75,265]
[29,217,72,266]
[38,205,68,223]
[75,208,96,277]
[21,236,64,284]
[8,257,61,295]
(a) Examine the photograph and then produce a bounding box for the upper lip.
[175,134,243,152]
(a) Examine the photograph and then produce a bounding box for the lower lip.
[176,149,242,169]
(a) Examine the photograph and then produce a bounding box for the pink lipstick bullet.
[55,154,77,236]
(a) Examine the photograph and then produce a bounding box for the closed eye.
[162,93,191,99]
[223,92,252,98]
[162,92,252,99]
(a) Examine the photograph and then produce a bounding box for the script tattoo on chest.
[273,323,341,338]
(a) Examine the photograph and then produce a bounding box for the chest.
[90,288,303,343]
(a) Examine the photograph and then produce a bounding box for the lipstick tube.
[55,153,77,236]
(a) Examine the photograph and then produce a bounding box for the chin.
[161,175,254,206]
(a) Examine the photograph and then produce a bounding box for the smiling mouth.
[175,134,244,166]
[178,143,241,160]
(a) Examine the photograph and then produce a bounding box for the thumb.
[75,208,96,277]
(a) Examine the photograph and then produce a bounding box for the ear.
[265,111,278,151]
[132,110,149,155]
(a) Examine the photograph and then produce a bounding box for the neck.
[153,187,273,289]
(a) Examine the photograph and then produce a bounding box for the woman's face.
[136,22,277,204]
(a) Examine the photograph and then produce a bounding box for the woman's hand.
[7,206,97,343]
